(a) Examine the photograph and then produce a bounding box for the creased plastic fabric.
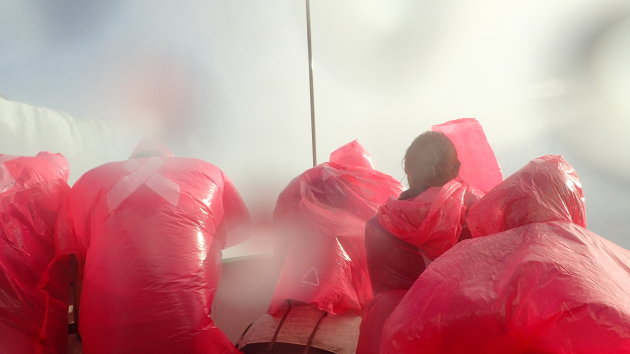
[381,155,630,354]
[358,181,482,354]
[359,120,500,353]
[0,152,72,354]
[269,140,403,315]
[467,155,586,237]
[67,149,249,354]
[377,179,482,260]
[432,118,502,193]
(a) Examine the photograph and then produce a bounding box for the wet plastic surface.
[269,141,403,315]
[467,155,586,237]
[0,152,72,354]
[66,148,249,354]
[376,180,482,261]
[432,118,503,193]
[359,181,482,354]
[381,156,630,353]
[358,119,500,353]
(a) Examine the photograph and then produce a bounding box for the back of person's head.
[404,131,460,192]
[129,140,174,159]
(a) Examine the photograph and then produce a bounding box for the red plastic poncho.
[358,180,482,354]
[359,119,502,353]
[381,155,630,354]
[67,148,250,354]
[269,140,403,315]
[377,179,483,260]
[0,152,72,354]
[367,117,502,265]
[432,118,502,193]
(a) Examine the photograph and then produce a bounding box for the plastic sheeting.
[358,181,482,354]
[269,140,403,315]
[381,155,630,353]
[65,148,249,354]
[432,118,502,193]
[0,152,72,354]
[467,155,586,237]
[359,119,502,354]
[376,179,482,260]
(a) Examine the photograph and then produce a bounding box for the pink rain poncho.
[432,118,503,194]
[269,140,403,315]
[368,118,501,267]
[66,147,249,354]
[0,152,72,354]
[357,119,501,353]
[381,155,630,354]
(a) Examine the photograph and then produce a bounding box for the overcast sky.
[1,0,629,247]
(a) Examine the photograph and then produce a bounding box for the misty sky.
[1,0,629,248]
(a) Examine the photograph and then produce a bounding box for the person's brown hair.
[404,131,460,192]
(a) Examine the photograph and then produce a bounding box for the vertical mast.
[305,0,317,167]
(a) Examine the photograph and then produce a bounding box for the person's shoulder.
[74,161,125,186]
[168,157,221,171]
[365,215,386,236]
[164,157,229,185]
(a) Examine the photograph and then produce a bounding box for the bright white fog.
[1,0,629,249]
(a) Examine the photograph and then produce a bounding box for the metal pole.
[305,0,317,167]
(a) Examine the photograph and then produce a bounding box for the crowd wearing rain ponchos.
[0,118,628,354]
[381,155,630,354]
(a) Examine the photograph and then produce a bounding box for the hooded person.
[381,155,630,354]
[65,142,250,354]
[238,140,403,354]
[0,152,73,353]
[357,119,502,354]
